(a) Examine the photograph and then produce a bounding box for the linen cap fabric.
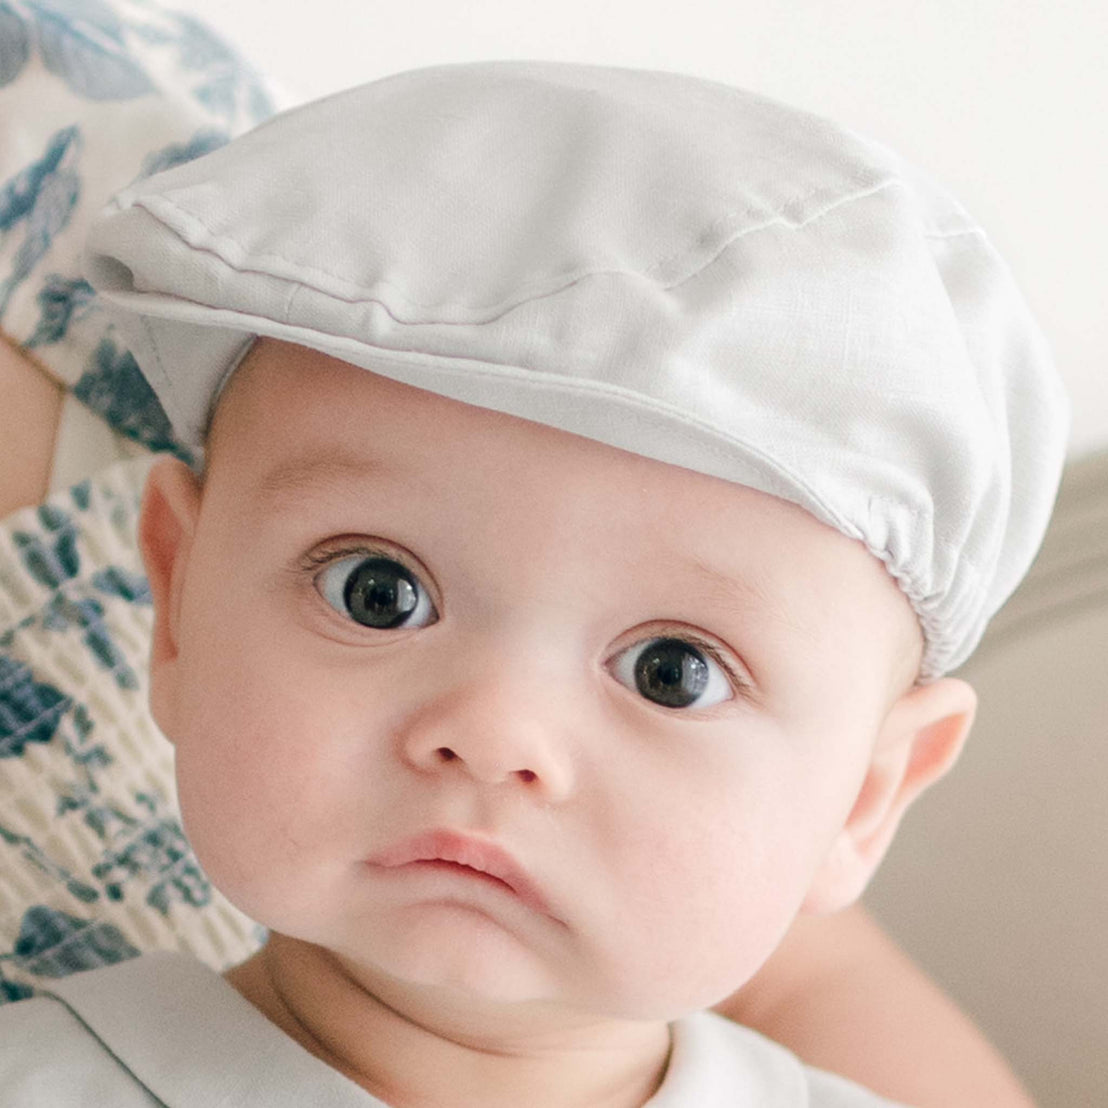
[81,60,1071,683]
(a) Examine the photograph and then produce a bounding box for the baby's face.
[151,337,922,1021]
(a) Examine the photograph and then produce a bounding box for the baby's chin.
[331,924,756,1036]
[321,939,636,1048]
[347,912,562,997]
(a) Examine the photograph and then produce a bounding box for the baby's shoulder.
[670,1010,909,1107]
[0,992,160,1107]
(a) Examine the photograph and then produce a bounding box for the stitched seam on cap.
[923,227,986,240]
[645,174,902,287]
[131,171,911,321]
[135,312,191,438]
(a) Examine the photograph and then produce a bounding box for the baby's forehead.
[211,338,854,547]
[211,339,832,535]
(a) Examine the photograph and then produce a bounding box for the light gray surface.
[866,447,1108,1108]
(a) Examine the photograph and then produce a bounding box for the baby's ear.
[801,676,978,915]
[137,456,203,740]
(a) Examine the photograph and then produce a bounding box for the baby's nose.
[395,674,577,802]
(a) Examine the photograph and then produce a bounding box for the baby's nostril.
[431,749,537,783]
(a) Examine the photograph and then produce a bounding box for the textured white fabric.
[49,394,151,492]
[0,950,907,1106]
[0,457,262,1003]
[81,60,1072,680]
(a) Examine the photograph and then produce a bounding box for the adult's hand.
[0,331,63,518]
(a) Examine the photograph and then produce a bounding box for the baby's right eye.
[314,553,439,629]
[609,635,735,710]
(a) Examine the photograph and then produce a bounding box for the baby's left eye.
[314,553,438,629]
[609,636,734,710]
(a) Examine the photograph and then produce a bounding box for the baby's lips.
[366,827,556,918]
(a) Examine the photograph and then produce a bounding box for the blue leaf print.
[2,167,79,312]
[41,594,139,690]
[193,70,236,118]
[28,0,125,42]
[147,858,212,916]
[57,783,137,847]
[126,19,173,49]
[91,817,213,916]
[0,123,78,232]
[0,2,30,87]
[247,78,276,125]
[0,654,70,757]
[13,905,139,977]
[164,10,276,124]
[30,0,155,100]
[12,502,80,588]
[24,273,96,348]
[137,126,229,179]
[0,976,34,1003]
[0,821,99,902]
[70,478,91,511]
[0,125,81,321]
[169,10,236,71]
[91,565,151,605]
[63,700,106,765]
[74,333,191,460]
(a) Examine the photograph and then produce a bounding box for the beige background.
[867,449,1108,1106]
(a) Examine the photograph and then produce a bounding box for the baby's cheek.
[170,672,334,920]
[627,809,819,1014]
[175,744,344,933]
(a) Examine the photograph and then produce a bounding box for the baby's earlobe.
[802,678,978,914]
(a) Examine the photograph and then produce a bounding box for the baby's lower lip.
[405,859,517,893]
[365,858,543,911]
[364,829,559,918]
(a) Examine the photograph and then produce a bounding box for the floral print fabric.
[0,456,264,1002]
[0,0,286,1001]
[0,0,294,458]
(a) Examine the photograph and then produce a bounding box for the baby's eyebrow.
[680,551,817,644]
[252,449,403,507]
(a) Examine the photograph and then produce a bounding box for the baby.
[0,61,1068,1106]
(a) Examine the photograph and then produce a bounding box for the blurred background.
[97,2,1108,1103]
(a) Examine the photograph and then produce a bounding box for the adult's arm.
[715,902,1037,1107]
[0,330,63,518]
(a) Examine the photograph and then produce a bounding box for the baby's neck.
[223,933,672,1108]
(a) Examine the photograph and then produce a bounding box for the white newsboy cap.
[82,60,1070,683]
